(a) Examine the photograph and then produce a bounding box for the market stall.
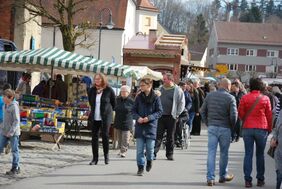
[0,47,142,146]
[0,47,165,148]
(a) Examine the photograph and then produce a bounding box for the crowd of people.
[0,73,281,189]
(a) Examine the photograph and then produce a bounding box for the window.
[267,50,278,57]
[227,48,239,56]
[228,64,237,71]
[246,49,256,56]
[145,17,151,26]
[245,65,256,72]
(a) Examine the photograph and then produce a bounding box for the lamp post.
[98,8,115,60]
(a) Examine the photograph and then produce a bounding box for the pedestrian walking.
[113,85,134,158]
[191,79,204,136]
[0,89,21,175]
[270,109,282,189]
[88,73,116,165]
[132,78,163,176]
[238,78,272,188]
[230,82,244,142]
[200,78,237,186]
[154,73,185,161]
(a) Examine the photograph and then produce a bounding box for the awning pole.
[49,65,54,98]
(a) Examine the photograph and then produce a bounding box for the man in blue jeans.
[0,89,21,175]
[200,78,238,186]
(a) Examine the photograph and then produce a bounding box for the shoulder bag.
[242,94,263,125]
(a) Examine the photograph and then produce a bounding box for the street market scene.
[0,0,282,188]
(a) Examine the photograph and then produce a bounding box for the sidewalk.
[1,129,276,189]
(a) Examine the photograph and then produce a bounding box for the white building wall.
[136,10,158,34]
[41,27,124,64]
[14,7,42,90]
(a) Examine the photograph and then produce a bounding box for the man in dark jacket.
[53,74,67,103]
[200,78,237,186]
[230,82,245,142]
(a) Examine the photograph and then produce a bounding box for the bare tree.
[15,0,97,52]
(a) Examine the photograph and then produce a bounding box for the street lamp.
[98,8,115,59]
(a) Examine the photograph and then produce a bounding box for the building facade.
[123,30,189,83]
[41,0,158,64]
[207,22,282,82]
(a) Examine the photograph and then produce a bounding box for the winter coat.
[272,110,282,171]
[238,90,272,132]
[2,101,20,136]
[113,96,134,131]
[200,88,237,128]
[88,86,116,126]
[132,90,163,139]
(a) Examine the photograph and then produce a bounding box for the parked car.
[0,39,18,89]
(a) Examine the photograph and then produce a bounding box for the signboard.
[216,64,228,75]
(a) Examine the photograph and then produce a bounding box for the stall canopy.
[130,66,163,81]
[0,47,136,78]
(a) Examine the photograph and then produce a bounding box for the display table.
[57,117,88,140]
[20,131,64,150]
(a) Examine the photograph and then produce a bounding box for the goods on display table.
[19,94,90,148]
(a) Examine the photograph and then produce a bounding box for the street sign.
[216,64,228,74]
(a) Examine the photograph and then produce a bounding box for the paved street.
[1,129,276,189]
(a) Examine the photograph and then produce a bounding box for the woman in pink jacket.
[238,78,272,188]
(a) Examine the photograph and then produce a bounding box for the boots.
[137,165,144,176]
[104,154,109,165]
[146,161,152,172]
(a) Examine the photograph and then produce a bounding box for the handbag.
[267,146,276,158]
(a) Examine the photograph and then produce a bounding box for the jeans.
[277,170,282,189]
[187,112,195,132]
[0,134,20,168]
[207,126,231,181]
[91,121,110,161]
[242,128,268,182]
[136,137,155,166]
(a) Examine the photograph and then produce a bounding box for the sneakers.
[207,180,215,186]
[146,161,152,172]
[257,180,265,187]
[137,166,144,176]
[120,153,126,158]
[5,143,11,154]
[245,181,252,188]
[219,174,234,183]
[6,167,20,175]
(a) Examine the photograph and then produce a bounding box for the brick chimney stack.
[149,29,157,49]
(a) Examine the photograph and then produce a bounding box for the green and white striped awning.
[0,47,136,78]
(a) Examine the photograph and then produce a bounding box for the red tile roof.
[41,0,128,29]
[137,0,159,12]
[215,21,282,46]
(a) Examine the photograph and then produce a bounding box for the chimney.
[149,29,157,49]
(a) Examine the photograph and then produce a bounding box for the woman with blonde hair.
[88,73,116,165]
[132,78,163,176]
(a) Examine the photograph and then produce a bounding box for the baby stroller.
[162,109,189,150]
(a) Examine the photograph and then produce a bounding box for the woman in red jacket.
[238,78,272,188]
